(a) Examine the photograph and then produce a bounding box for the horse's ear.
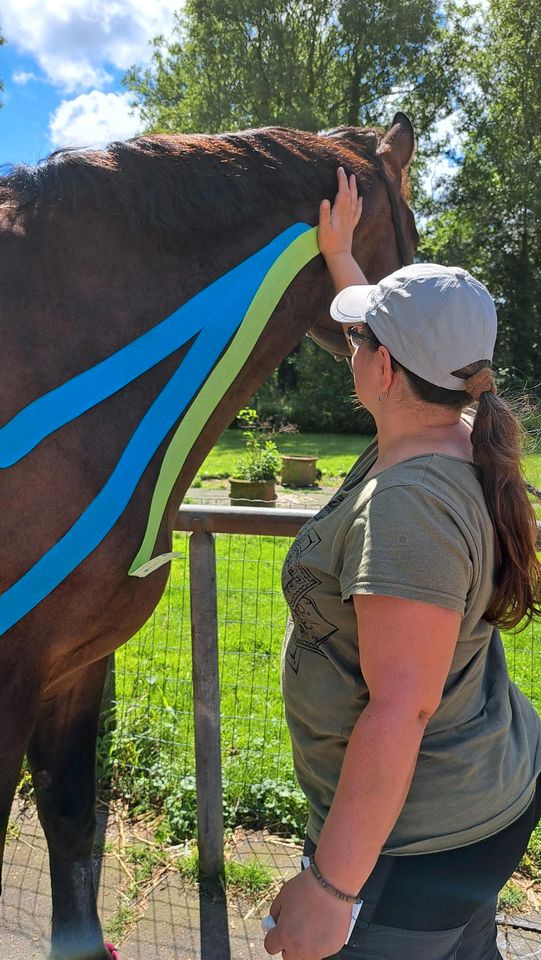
[377,112,416,170]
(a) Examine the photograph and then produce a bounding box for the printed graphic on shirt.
[311,490,345,521]
[282,525,338,674]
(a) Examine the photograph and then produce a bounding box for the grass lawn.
[112,541,541,840]
[198,428,541,496]
[196,429,373,483]
[112,532,305,838]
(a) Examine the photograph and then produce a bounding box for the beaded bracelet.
[308,855,363,904]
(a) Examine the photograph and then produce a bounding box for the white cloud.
[2,0,181,92]
[49,91,142,149]
[12,70,39,85]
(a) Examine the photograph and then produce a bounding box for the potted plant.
[281,454,319,487]
[229,408,281,507]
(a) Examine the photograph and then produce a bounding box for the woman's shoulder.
[369,452,479,492]
[364,454,491,544]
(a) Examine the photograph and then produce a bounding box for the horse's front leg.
[26,657,113,960]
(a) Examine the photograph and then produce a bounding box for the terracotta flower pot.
[229,478,276,507]
[281,455,318,487]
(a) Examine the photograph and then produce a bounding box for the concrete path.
[184,482,335,510]
[2,799,541,960]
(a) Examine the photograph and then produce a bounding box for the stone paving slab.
[184,484,333,510]
[2,802,541,960]
[120,875,268,960]
[498,924,541,958]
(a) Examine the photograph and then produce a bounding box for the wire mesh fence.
[107,526,305,843]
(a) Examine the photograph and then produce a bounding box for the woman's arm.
[318,166,368,291]
[264,594,460,960]
[314,595,460,892]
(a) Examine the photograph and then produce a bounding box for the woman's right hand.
[318,167,367,292]
[318,166,363,261]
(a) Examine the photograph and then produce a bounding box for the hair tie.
[463,367,497,401]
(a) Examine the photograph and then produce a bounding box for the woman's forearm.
[322,251,368,292]
[314,702,428,894]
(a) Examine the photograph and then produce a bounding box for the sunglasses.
[346,327,378,350]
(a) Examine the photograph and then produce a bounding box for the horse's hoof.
[105,945,120,960]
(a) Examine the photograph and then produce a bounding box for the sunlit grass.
[198,430,371,482]
[198,429,541,496]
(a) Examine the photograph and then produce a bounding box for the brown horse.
[0,113,417,959]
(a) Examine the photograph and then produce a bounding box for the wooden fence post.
[189,528,225,878]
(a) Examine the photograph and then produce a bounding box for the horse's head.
[308,112,419,358]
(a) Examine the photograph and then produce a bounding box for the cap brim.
[330,285,377,324]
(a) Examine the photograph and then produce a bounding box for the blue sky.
[1,0,180,167]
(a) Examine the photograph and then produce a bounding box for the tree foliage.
[421,0,541,392]
[251,338,375,434]
[124,0,459,142]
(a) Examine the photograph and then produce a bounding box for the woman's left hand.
[263,865,351,959]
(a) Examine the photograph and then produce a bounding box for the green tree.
[251,338,375,434]
[421,0,541,392]
[124,0,459,141]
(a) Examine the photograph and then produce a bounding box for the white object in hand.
[262,915,276,933]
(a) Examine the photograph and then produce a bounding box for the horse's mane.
[0,126,384,238]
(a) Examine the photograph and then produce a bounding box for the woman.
[264,168,541,960]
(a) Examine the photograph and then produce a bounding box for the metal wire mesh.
[110,529,299,837]
[109,521,541,831]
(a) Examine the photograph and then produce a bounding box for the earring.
[378,389,389,401]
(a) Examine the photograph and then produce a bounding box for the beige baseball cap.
[330,263,497,390]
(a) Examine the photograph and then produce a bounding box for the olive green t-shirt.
[281,439,541,854]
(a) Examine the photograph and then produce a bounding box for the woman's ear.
[378,345,395,391]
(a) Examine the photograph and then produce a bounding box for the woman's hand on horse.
[318,167,366,292]
[263,866,350,960]
[318,166,363,260]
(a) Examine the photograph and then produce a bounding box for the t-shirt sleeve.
[340,484,473,614]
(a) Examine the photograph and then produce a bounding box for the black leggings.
[304,776,541,931]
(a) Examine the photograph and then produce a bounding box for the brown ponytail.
[362,323,541,630]
[469,390,541,629]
